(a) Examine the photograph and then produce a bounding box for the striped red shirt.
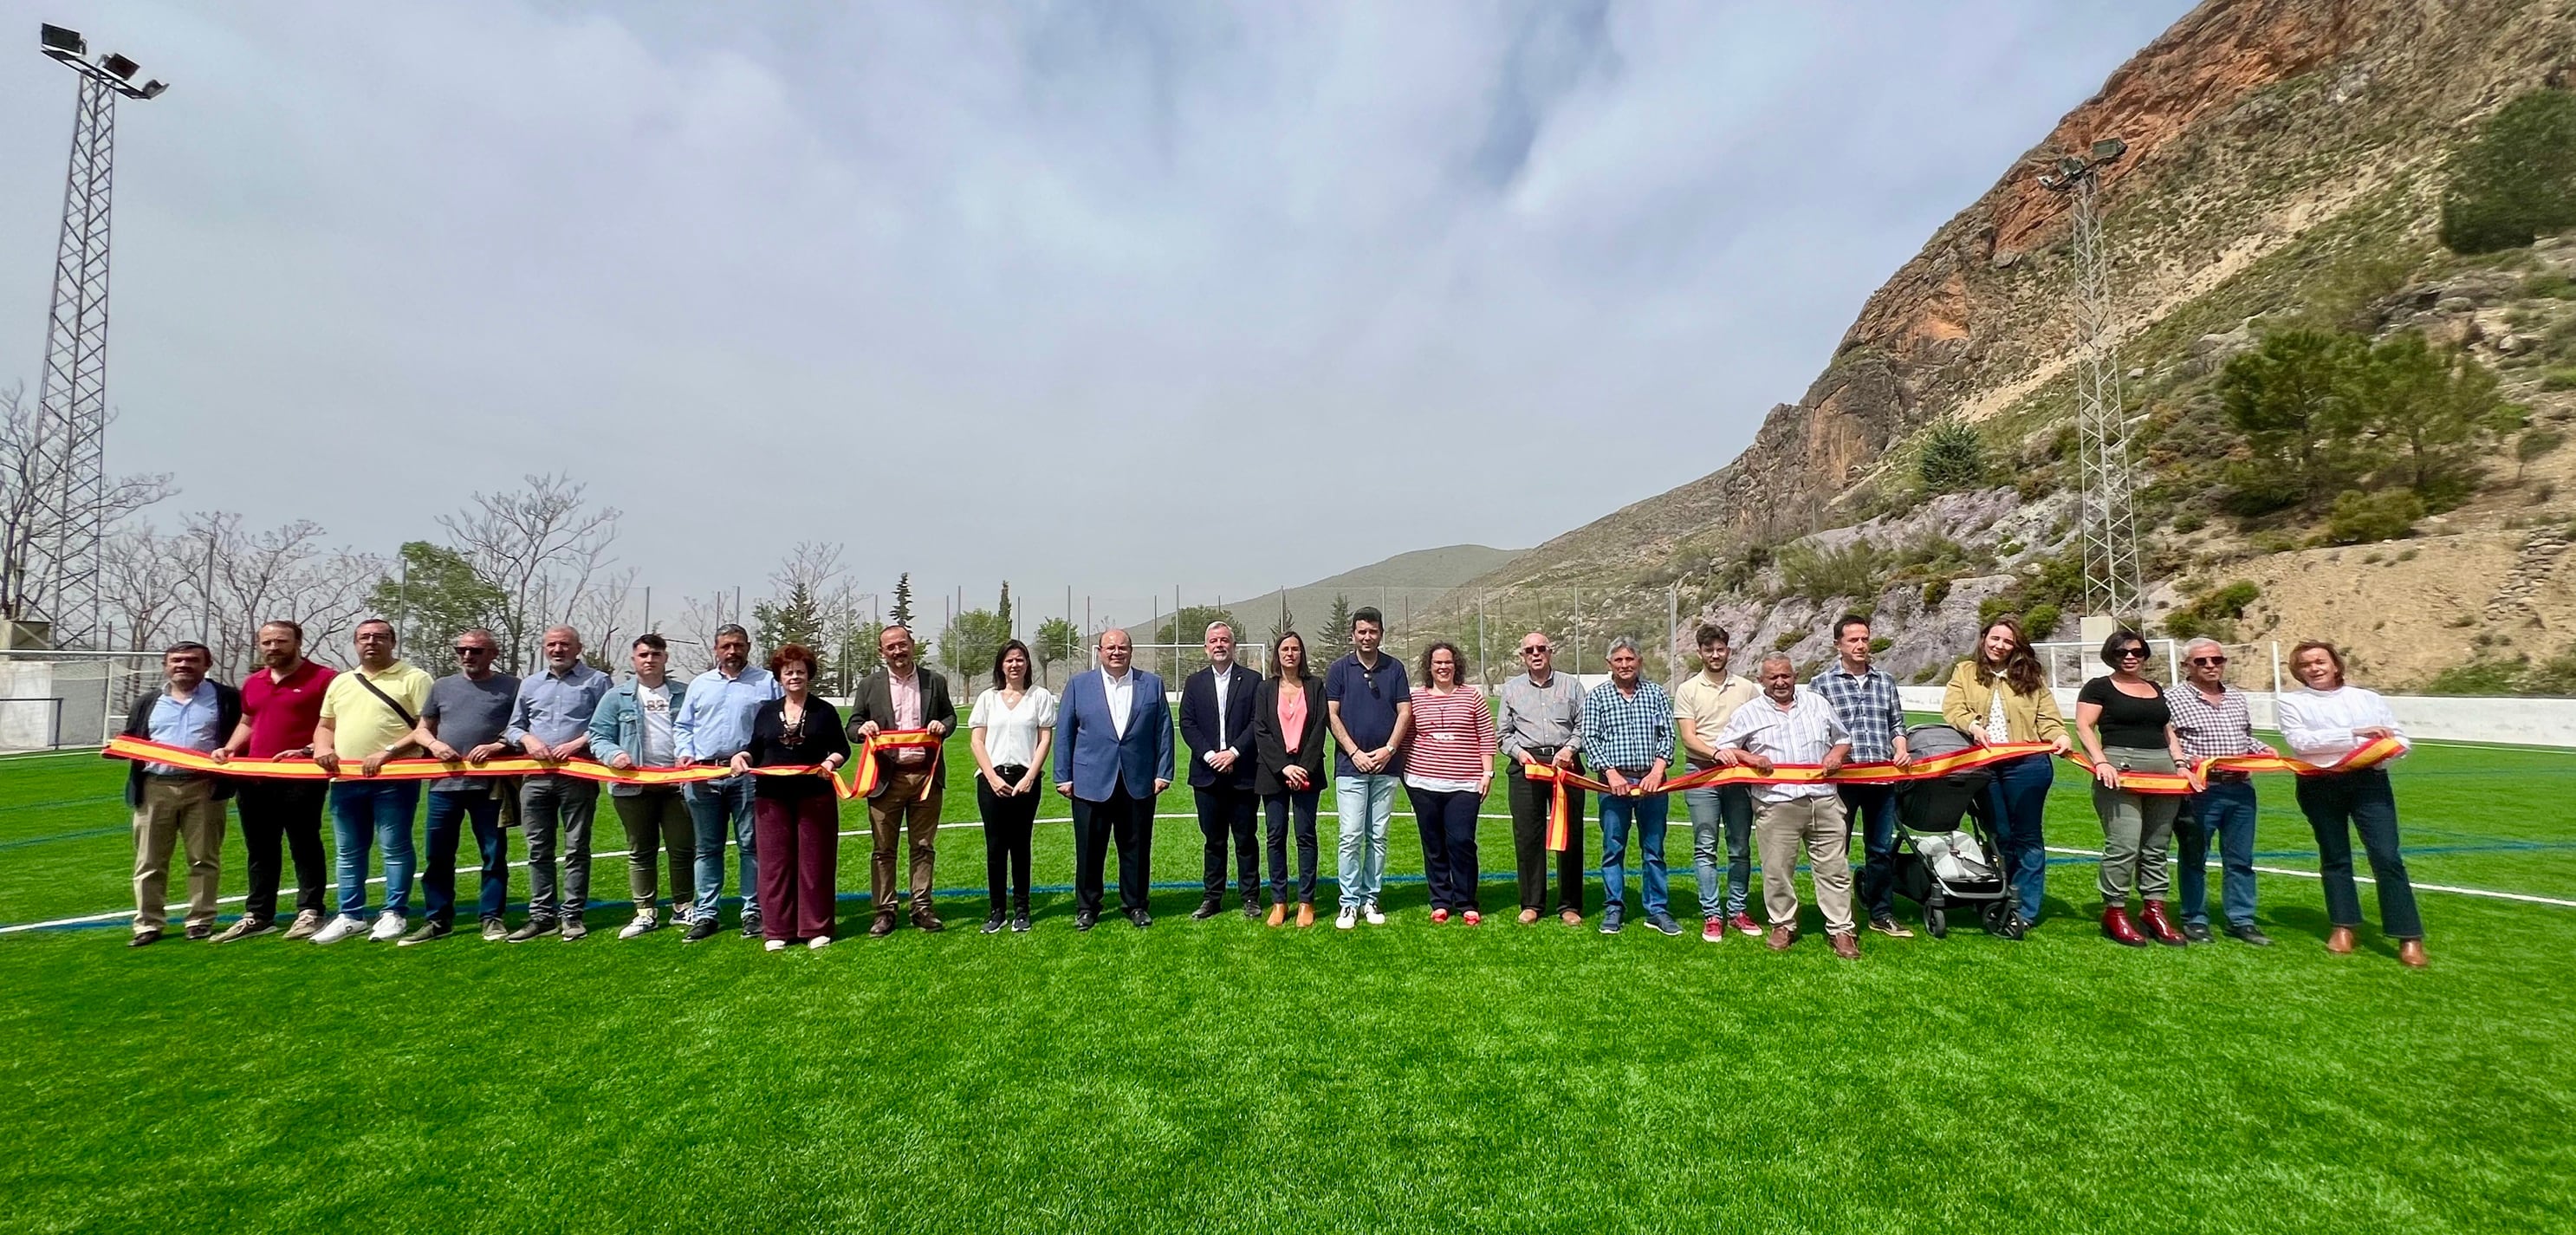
[1404,687,1497,782]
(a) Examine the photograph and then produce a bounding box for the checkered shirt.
[1580,679,1673,773]
[2162,682,2268,759]
[1809,663,1905,764]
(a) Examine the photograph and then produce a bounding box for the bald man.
[1054,628,1174,930]
[506,625,613,941]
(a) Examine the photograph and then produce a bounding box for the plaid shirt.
[2162,682,2269,759]
[1580,679,1673,773]
[1809,662,1905,764]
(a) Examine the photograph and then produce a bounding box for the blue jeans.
[1598,788,1671,916]
[329,779,421,918]
[686,775,759,924]
[423,787,508,926]
[1839,783,1900,920]
[1983,753,2053,925]
[2294,768,2423,939]
[1333,774,1397,909]
[2177,779,2260,928]
[1683,783,1752,917]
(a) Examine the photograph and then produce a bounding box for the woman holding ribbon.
[1942,614,2071,937]
[1404,641,1497,925]
[1252,632,1329,928]
[731,643,849,952]
[2073,628,2191,947]
[2276,640,2425,968]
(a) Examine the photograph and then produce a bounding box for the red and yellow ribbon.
[1517,736,2408,852]
[846,728,948,800]
[103,734,856,800]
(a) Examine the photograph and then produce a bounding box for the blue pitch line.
[0,825,126,850]
[18,839,2575,934]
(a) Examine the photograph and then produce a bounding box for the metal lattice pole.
[33,76,120,648]
[2047,140,2139,620]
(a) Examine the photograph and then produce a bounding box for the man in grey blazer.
[847,625,958,937]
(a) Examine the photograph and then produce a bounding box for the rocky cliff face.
[1464,0,2576,688]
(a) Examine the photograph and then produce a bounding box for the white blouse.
[970,686,1058,769]
[2274,684,2409,763]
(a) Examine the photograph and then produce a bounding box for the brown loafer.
[1265,902,1286,928]
[866,914,896,939]
[912,909,944,933]
[1828,932,1860,960]
[1516,908,1540,926]
[2398,938,2427,968]
[1561,909,1584,927]
[2325,926,2357,955]
[1294,904,1314,928]
[1767,925,1796,952]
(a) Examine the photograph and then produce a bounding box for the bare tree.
[567,565,639,672]
[438,473,621,673]
[672,589,738,679]
[100,520,198,653]
[0,382,173,637]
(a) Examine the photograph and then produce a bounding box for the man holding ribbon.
[208,620,335,943]
[2164,637,2273,946]
[1674,623,1760,943]
[1581,637,1679,938]
[1811,614,1914,940]
[505,626,613,942]
[308,620,436,946]
[676,623,782,943]
[120,641,240,946]
[1719,653,1859,959]
[1499,631,1586,927]
[848,624,957,938]
[401,627,518,945]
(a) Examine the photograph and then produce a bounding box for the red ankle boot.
[2139,900,2188,946]
[2100,906,2149,947]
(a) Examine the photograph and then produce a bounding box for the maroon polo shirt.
[239,660,338,757]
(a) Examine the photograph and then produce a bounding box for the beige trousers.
[133,776,227,933]
[1755,793,1854,936]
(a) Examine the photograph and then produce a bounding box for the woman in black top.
[1250,632,1330,929]
[2074,629,2191,947]
[730,643,850,951]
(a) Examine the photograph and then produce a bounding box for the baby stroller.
[1890,722,2019,939]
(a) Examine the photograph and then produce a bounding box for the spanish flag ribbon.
[102,734,856,801]
[1518,736,2409,853]
[846,728,948,801]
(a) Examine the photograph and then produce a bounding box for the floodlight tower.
[29,23,167,649]
[2040,137,2138,623]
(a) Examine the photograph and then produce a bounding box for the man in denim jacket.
[588,633,692,938]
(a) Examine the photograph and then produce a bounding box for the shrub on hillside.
[1917,419,1986,493]
[2164,581,2261,643]
[1777,540,1885,602]
[2440,89,2576,255]
[2326,489,2425,544]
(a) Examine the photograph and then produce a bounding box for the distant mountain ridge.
[1232,544,1522,635]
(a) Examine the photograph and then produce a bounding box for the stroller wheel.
[1982,901,2010,936]
[1924,907,1947,939]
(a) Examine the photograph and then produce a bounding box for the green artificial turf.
[1,732,2570,1232]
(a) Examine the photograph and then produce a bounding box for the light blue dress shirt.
[506,661,613,749]
[145,688,224,775]
[674,666,782,762]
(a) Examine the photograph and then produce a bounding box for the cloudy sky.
[0,0,2192,622]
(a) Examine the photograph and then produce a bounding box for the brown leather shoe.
[912,909,944,933]
[1265,902,1286,927]
[1516,908,1540,926]
[2100,907,2149,947]
[2398,938,2428,968]
[1766,925,1795,952]
[866,914,896,939]
[1561,909,1584,927]
[1294,904,1314,929]
[2138,900,2188,947]
[1828,932,1860,960]
[2325,926,2357,954]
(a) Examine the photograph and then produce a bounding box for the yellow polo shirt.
[1673,671,1759,767]
[318,660,435,761]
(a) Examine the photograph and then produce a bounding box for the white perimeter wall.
[1896,686,2576,749]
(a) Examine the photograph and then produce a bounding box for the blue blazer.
[1053,667,1173,802]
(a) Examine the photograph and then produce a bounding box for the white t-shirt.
[970,686,1060,769]
[638,681,676,765]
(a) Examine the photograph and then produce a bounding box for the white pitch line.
[2041,845,2576,909]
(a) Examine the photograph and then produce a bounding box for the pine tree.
[890,572,915,630]
[1320,594,1354,662]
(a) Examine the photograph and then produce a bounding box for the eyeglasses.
[1519,647,1548,656]
[2189,655,2228,666]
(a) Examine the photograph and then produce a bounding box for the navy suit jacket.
[1053,667,1173,802]
[1179,664,1261,790]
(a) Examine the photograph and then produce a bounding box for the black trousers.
[977,765,1040,913]
[1195,783,1259,900]
[236,778,329,923]
[1073,783,1155,914]
[1408,785,1484,912]
[1506,763,1586,914]
[1263,789,1320,905]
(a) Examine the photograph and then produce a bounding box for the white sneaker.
[367,913,406,942]
[763,939,788,952]
[1335,907,1358,930]
[1364,902,1385,926]
[807,935,833,950]
[618,910,659,939]
[310,914,367,945]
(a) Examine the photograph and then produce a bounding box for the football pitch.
[0,731,2570,1232]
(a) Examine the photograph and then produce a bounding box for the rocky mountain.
[1460,0,2576,692]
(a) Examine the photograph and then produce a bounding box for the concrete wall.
[1896,686,2576,748]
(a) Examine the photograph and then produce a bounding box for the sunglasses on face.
[453,646,492,656]
[1520,647,1548,656]
[2114,647,2148,660]
[2190,655,2227,666]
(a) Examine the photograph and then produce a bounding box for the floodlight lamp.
[2090,137,2128,163]
[40,24,84,55]
[100,51,138,80]
[139,79,166,98]
[2057,155,2088,179]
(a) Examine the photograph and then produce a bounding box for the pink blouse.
[1277,686,1308,754]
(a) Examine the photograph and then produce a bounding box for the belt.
[2204,770,2251,783]
[1523,744,1561,761]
